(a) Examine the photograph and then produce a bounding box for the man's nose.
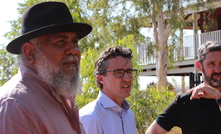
[65,42,80,55]
[122,72,131,81]
[215,65,221,73]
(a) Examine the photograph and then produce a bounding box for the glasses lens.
[114,70,125,78]
[127,69,137,78]
[114,69,137,78]
[127,70,133,77]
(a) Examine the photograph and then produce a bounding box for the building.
[137,1,221,89]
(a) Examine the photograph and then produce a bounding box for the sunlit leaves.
[0,46,18,86]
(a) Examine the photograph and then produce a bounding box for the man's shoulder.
[156,92,218,132]
[0,74,23,98]
[175,92,215,105]
[79,99,100,116]
[175,92,191,102]
[0,72,52,111]
[79,99,105,124]
[0,72,40,98]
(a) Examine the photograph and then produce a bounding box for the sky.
[0,0,24,46]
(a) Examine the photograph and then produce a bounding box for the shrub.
[128,87,177,134]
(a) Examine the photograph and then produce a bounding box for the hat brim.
[7,23,92,54]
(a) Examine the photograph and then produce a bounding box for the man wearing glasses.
[79,46,137,134]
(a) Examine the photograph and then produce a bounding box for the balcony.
[138,30,221,76]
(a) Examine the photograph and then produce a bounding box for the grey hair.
[197,41,221,63]
[17,37,41,66]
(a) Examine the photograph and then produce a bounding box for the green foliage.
[128,87,176,134]
[116,34,142,70]
[201,8,218,32]
[80,0,148,51]
[76,47,100,108]
[146,81,175,91]
[167,33,185,70]
[1,0,217,133]
[0,46,18,86]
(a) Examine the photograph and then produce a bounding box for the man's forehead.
[107,56,132,67]
[204,51,221,61]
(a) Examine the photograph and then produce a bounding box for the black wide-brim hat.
[7,1,92,54]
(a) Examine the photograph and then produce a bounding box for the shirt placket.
[61,97,81,134]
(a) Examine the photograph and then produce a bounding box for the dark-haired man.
[146,41,221,134]
[80,46,137,134]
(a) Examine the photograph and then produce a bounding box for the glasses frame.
[102,69,138,78]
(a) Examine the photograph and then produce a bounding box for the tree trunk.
[156,39,168,89]
[155,11,168,89]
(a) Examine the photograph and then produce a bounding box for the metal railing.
[137,30,221,65]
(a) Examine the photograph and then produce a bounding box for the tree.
[0,46,17,86]
[76,47,99,108]
[142,0,217,89]
[2,0,217,133]
[79,0,218,89]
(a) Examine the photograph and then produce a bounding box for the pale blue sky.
[0,0,24,46]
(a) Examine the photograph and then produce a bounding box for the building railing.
[137,30,221,65]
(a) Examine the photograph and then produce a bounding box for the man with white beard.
[0,1,92,134]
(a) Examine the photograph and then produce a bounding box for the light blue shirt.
[79,91,136,134]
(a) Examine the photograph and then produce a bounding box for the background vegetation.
[1,0,217,133]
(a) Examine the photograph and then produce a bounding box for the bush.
[128,87,177,134]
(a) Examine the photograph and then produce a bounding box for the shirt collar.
[98,90,130,111]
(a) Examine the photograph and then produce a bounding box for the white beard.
[34,50,81,97]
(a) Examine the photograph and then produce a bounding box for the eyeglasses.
[102,69,138,78]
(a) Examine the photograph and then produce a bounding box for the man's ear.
[22,42,36,64]
[196,60,202,72]
[96,75,104,84]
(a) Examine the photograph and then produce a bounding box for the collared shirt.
[79,90,136,134]
[0,65,85,134]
